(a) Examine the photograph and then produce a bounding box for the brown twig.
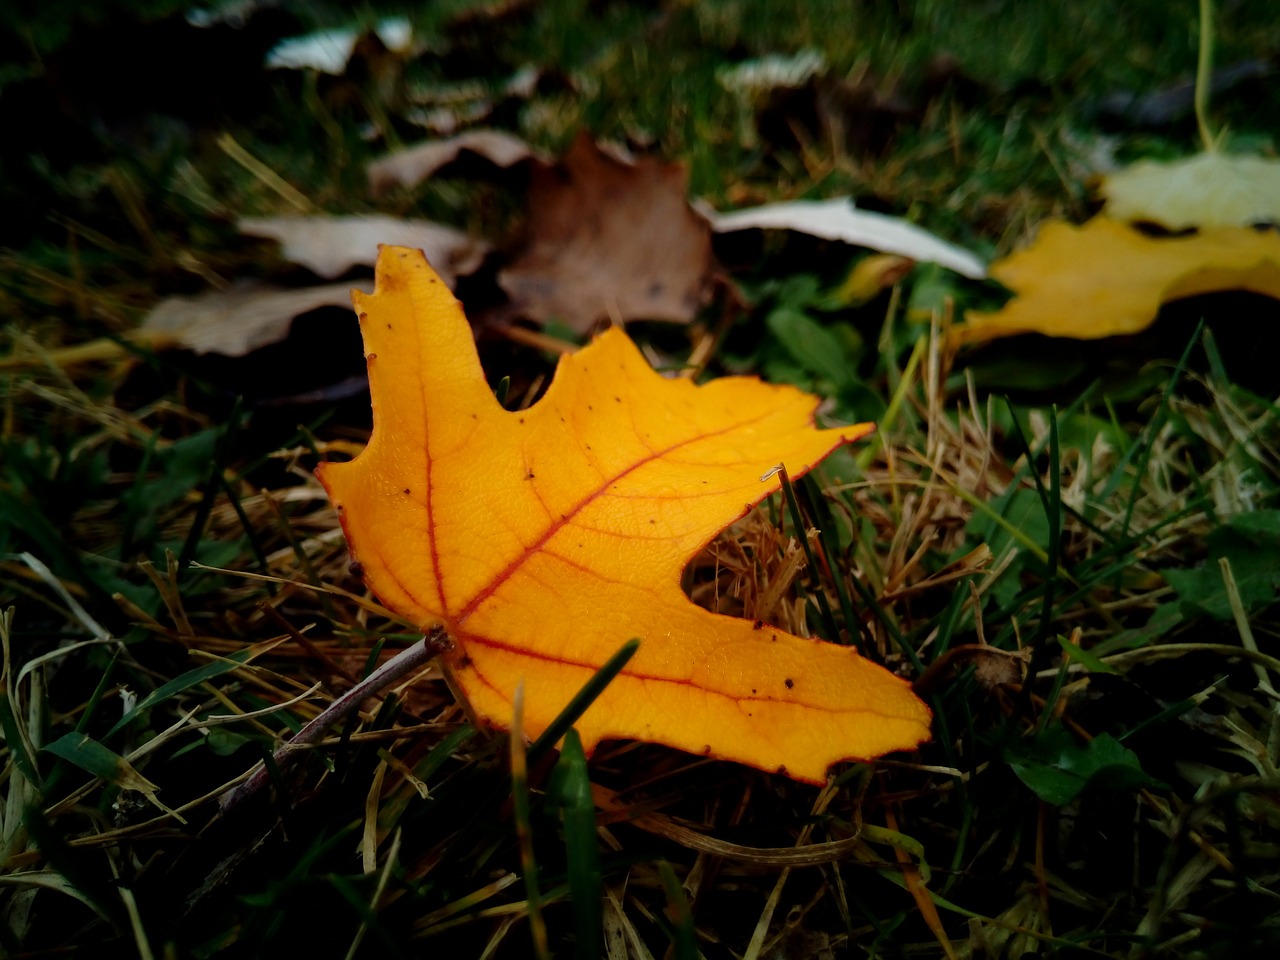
[218,626,452,815]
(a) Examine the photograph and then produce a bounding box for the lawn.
[1,1,1278,957]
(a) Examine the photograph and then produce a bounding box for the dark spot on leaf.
[751,688,757,694]
[518,417,525,424]
[358,312,368,320]
[367,353,377,361]
[386,323,392,329]
[753,620,763,630]
[457,654,472,668]
[614,396,621,402]
[776,765,788,775]
[785,678,794,689]
[348,561,364,577]
[702,744,711,755]
[587,404,593,411]
[404,488,411,495]
[649,518,656,524]
[526,471,535,479]
[771,634,777,642]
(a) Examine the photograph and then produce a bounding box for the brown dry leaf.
[367,129,544,194]
[1100,151,1280,230]
[140,281,371,356]
[498,134,713,333]
[239,214,488,284]
[955,217,1280,344]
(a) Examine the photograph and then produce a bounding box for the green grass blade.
[217,471,271,574]
[21,803,121,926]
[557,729,603,960]
[327,869,405,960]
[413,724,476,783]
[776,464,840,642]
[179,397,244,569]
[799,474,863,653]
[73,652,118,734]
[1108,324,1201,528]
[528,638,639,764]
[104,647,254,740]
[658,860,698,960]
[43,732,158,794]
[0,690,42,789]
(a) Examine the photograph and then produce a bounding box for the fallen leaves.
[1100,151,1280,229]
[240,214,488,283]
[956,218,1280,343]
[317,246,931,782]
[706,196,987,280]
[141,280,371,356]
[367,128,545,194]
[498,135,714,332]
[265,17,413,74]
[98,130,981,372]
[956,143,1280,345]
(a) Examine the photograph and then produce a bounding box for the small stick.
[218,627,451,815]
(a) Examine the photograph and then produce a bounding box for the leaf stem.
[1196,0,1217,152]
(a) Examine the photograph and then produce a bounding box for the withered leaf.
[707,197,986,279]
[367,129,544,194]
[498,134,714,333]
[240,214,488,283]
[141,281,370,356]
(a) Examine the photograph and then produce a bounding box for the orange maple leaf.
[318,246,931,783]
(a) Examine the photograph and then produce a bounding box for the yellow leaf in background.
[1100,152,1280,230]
[318,247,931,783]
[834,253,916,306]
[955,217,1280,344]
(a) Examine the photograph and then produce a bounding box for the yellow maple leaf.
[318,246,931,783]
[956,217,1280,344]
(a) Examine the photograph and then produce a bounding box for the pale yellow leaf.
[1100,152,1280,230]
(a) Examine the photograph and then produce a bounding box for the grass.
[2,0,1279,956]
